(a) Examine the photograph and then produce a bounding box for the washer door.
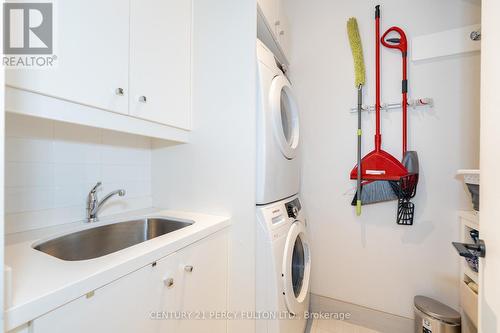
[269,75,300,159]
[282,221,311,315]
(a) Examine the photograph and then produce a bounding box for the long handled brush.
[382,26,420,225]
[350,6,399,210]
[347,18,366,216]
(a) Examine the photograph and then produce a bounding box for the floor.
[310,319,380,333]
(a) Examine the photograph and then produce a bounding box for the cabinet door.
[5,0,129,115]
[129,0,192,129]
[276,0,290,57]
[32,254,179,333]
[176,231,228,333]
[258,0,279,30]
[156,252,182,332]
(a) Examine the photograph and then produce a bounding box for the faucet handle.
[90,182,102,194]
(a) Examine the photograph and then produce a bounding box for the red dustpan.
[350,146,408,181]
[350,5,407,182]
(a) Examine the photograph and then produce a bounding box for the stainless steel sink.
[33,218,194,261]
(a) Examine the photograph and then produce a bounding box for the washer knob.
[287,205,299,219]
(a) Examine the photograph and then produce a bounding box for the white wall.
[287,0,480,318]
[5,113,153,233]
[151,1,256,332]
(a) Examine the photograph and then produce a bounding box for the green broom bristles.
[347,18,366,87]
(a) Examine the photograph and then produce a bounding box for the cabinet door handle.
[115,88,124,96]
[184,265,194,273]
[139,96,147,103]
[470,30,481,41]
[275,20,281,26]
[280,30,285,36]
[163,277,174,288]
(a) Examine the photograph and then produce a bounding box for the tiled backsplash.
[5,113,153,234]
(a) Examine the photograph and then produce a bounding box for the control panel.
[285,198,301,219]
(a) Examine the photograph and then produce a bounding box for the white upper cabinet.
[257,0,289,59]
[276,0,290,57]
[129,0,192,130]
[5,0,193,141]
[6,0,130,115]
[258,0,279,31]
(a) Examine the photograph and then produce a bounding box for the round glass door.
[282,221,311,315]
[270,75,300,159]
[291,235,305,297]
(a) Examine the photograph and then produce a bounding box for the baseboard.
[309,294,414,333]
[305,318,314,333]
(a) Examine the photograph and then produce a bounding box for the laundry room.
[284,0,482,332]
[0,0,499,333]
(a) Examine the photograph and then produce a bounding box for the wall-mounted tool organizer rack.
[349,97,433,113]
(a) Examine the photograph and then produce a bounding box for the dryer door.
[282,221,311,315]
[269,75,300,159]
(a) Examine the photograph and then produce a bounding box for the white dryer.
[256,195,311,333]
[256,39,300,205]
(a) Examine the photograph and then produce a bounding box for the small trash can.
[414,296,461,333]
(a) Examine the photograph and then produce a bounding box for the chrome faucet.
[86,182,126,223]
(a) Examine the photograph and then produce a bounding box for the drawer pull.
[184,265,194,273]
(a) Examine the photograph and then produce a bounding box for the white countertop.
[4,208,231,331]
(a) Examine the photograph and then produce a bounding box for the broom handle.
[357,85,362,215]
[375,6,381,152]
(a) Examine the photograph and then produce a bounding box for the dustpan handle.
[381,26,409,156]
[402,53,408,155]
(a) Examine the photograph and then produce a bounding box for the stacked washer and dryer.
[256,39,311,333]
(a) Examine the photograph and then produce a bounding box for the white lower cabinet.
[176,231,228,332]
[32,254,176,333]
[27,231,227,333]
